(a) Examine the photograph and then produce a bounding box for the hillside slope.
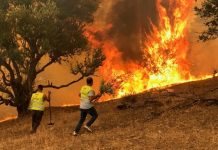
[0,77,218,150]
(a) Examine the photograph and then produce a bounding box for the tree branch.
[0,68,11,86]
[36,59,54,75]
[26,52,44,90]
[0,60,15,82]
[0,85,14,98]
[11,59,22,82]
[42,76,84,89]
[0,96,16,106]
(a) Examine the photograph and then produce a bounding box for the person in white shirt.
[73,77,101,136]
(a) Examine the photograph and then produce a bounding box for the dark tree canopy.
[195,0,218,41]
[0,0,104,116]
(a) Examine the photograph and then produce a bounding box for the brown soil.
[0,77,218,150]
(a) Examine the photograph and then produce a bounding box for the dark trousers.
[32,110,44,132]
[75,107,98,133]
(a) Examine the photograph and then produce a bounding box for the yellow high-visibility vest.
[29,92,45,111]
[80,85,93,100]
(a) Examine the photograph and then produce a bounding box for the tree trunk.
[15,94,31,118]
[16,101,30,118]
[11,81,32,118]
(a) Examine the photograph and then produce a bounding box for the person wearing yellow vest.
[73,77,101,136]
[29,85,51,134]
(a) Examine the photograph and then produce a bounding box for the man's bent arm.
[89,94,102,102]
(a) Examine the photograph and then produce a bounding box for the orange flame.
[86,0,211,98]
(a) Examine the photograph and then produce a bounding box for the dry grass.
[0,77,218,150]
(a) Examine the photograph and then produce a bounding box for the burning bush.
[99,80,114,95]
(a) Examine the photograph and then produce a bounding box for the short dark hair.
[38,85,43,91]
[86,77,93,85]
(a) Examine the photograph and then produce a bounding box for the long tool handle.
[49,100,52,123]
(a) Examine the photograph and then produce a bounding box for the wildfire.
[145,0,193,89]
[86,0,211,98]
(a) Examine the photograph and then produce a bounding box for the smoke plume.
[94,0,160,62]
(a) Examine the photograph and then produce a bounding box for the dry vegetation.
[0,77,218,150]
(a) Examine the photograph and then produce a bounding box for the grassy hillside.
[0,77,218,149]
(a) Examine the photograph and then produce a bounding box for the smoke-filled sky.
[188,9,218,76]
[0,0,218,120]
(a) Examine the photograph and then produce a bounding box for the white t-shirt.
[80,90,95,109]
